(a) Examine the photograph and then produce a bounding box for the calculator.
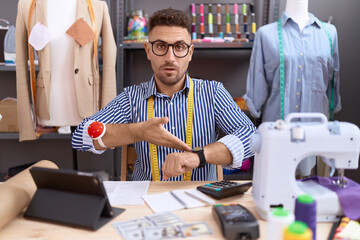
[196,181,252,199]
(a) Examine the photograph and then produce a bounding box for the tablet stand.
[24,188,124,230]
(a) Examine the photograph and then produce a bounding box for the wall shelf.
[121,42,253,50]
[0,132,71,140]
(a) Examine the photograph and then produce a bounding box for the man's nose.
[164,46,176,61]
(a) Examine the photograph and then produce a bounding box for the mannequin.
[284,0,309,32]
[39,0,82,126]
[244,0,341,176]
[16,0,117,141]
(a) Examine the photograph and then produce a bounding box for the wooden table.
[0,181,332,239]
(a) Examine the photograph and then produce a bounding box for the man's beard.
[157,65,184,86]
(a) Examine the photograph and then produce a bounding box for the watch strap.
[97,137,107,148]
[195,148,206,168]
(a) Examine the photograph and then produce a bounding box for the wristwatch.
[193,147,206,168]
[87,121,107,148]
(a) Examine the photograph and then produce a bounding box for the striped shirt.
[72,74,256,181]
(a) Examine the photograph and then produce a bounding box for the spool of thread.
[268,208,295,240]
[295,194,317,240]
[283,221,313,240]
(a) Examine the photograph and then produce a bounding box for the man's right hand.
[134,117,191,152]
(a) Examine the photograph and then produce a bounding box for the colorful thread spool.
[283,221,312,240]
[268,208,295,240]
[295,194,317,240]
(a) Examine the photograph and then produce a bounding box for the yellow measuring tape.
[27,0,98,110]
[148,77,194,181]
[86,0,98,71]
[27,0,37,109]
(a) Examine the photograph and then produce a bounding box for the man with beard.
[72,8,256,181]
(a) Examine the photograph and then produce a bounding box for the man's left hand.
[162,152,199,180]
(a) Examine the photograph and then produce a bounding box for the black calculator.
[213,204,259,240]
[196,181,252,199]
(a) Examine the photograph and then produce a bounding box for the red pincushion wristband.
[88,121,107,148]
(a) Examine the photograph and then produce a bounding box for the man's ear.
[188,44,194,62]
[144,42,151,61]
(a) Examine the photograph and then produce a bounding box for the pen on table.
[184,191,212,205]
[170,191,189,209]
[200,4,205,39]
[208,4,213,37]
[217,4,223,38]
[225,4,231,36]
[191,3,196,40]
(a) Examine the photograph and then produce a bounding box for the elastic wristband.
[92,123,107,148]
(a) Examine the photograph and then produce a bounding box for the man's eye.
[156,43,167,49]
[175,44,186,51]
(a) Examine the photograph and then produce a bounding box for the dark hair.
[148,8,191,34]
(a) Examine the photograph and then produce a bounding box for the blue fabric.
[72,74,256,181]
[244,12,341,122]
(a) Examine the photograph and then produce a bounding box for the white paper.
[143,192,185,213]
[103,181,150,205]
[142,189,207,214]
[28,22,53,51]
[184,189,216,205]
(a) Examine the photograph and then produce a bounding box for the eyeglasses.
[149,40,191,58]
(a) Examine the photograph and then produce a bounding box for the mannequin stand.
[70,126,78,170]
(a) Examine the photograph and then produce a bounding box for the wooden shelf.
[0,132,71,140]
[0,65,102,72]
[0,65,16,71]
[121,42,253,50]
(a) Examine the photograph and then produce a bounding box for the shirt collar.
[144,74,191,100]
[281,12,321,28]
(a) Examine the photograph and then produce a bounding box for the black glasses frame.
[149,40,191,58]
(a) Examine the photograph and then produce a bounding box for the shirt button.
[299,65,302,69]
[300,52,303,56]
[297,79,301,82]
[170,102,173,105]
[172,127,175,130]
[75,68,79,74]
[296,92,299,95]
[296,105,299,109]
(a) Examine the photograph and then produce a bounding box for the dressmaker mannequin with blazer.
[16,0,117,142]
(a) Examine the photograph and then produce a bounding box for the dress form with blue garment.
[244,0,341,176]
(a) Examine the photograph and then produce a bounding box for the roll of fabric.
[0,160,58,229]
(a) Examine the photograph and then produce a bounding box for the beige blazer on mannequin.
[16,0,117,142]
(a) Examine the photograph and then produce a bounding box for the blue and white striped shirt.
[72,75,256,181]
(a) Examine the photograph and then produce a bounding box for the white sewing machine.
[250,113,360,222]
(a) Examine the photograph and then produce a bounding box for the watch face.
[193,147,202,151]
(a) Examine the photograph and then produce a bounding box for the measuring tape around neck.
[147,76,194,181]
[277,19,285,120]
[27,0,98,111]
[277,19,335,120]
[86,0,98,71]
[320,21,335,121]
[27,0,37,109]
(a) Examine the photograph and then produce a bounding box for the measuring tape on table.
[148,77,194,181]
